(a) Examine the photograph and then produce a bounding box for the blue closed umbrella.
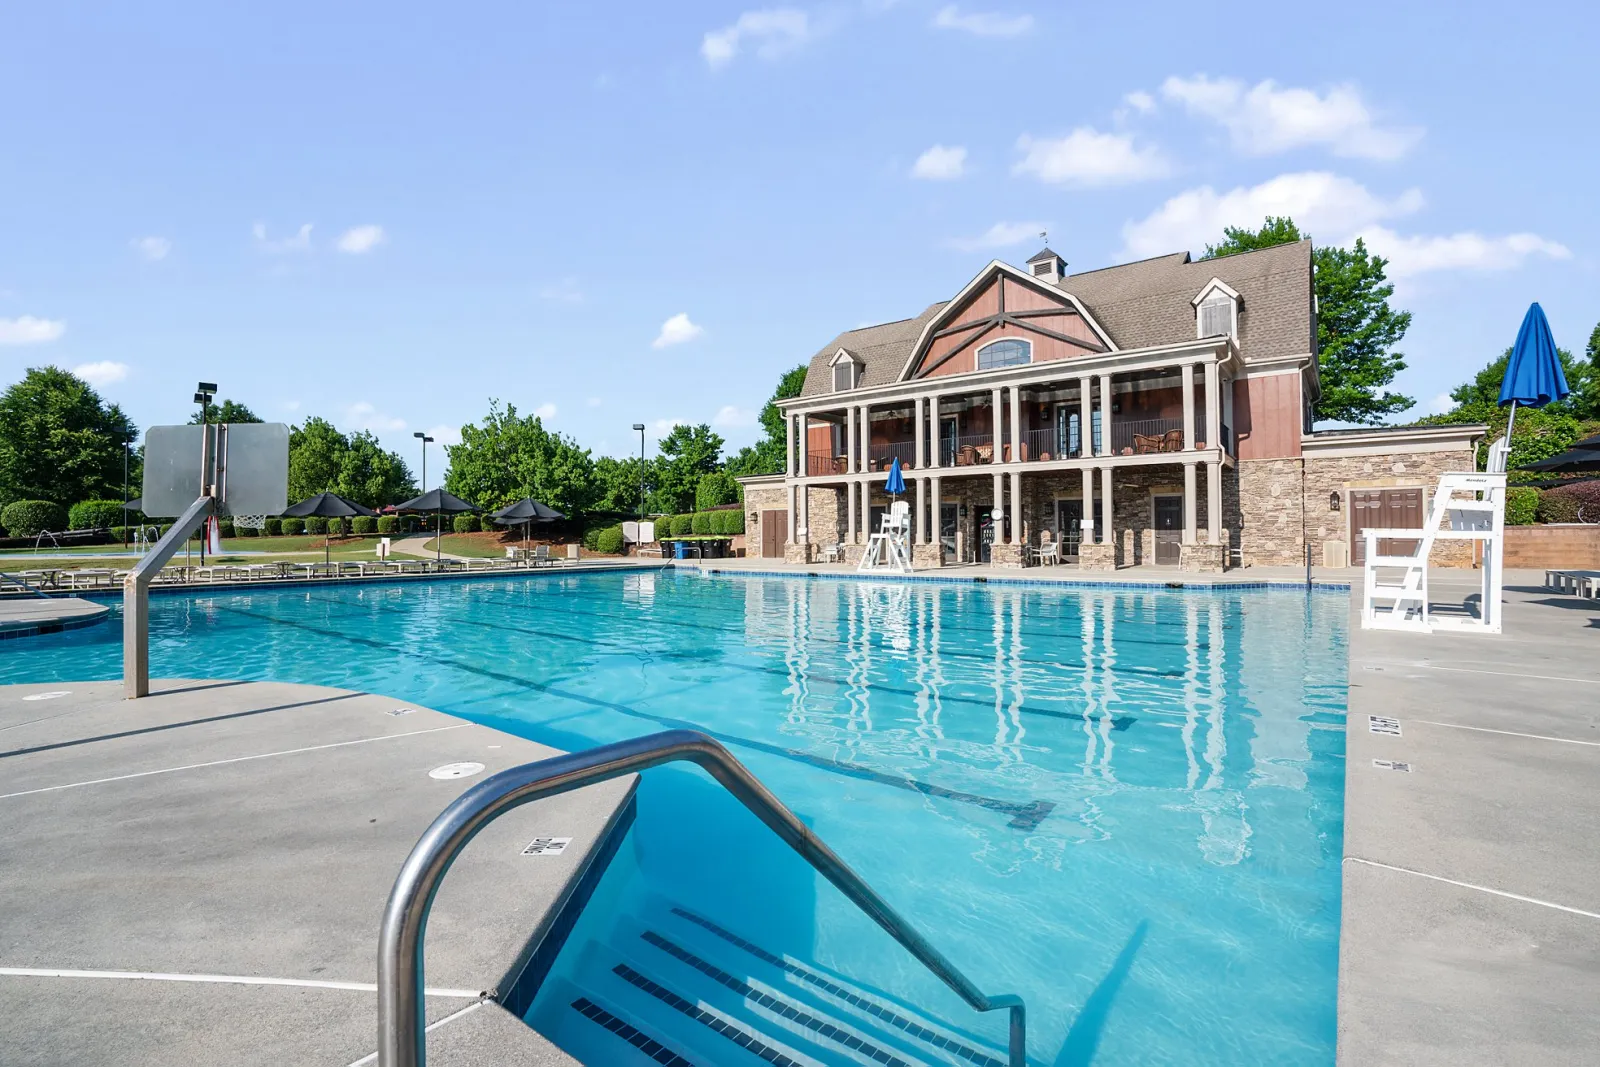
[1499,302,1570,442]
[884,456,906,496]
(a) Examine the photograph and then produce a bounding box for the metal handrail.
[377,729,1026,1067]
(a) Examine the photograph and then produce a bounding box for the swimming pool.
[1,571,1348,1063]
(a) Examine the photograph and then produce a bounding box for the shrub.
[583,525,602,551]
[352,515,377,534]
[264,517,283,536]
[377,515,399,534]
[595,524,625,554]
[695,470,741,510]
[670,513,694,537]
[691,511,712,535]
[305,517,329,535]
[708,509,744,535]
[110,525,127,541]
[280,517,304,535]
[69,499,128,531]
[453,513,479,534]
[1537,480,1600,524]
[2,500,65,537]
[1505,486,1540,526]
[218,519,236,539]
[327,517,347,537]
[724,509,745,534]
[236,524,259,538]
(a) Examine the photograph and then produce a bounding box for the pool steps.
[531,896,1009,1067]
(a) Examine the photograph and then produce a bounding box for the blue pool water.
[1,571,1348,1063]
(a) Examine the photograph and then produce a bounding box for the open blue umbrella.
[1500,302,1570,444]
[884,455,906,497]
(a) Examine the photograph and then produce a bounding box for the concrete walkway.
[0,679,635,1066]
[1339,573,1600,1065]
[390,533,472,561]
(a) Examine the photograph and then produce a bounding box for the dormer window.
[977,338,1031,370]
[829,349,862,391]
[1192,278,1241,340]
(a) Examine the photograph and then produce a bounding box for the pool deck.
[1339,572,1600,1065]
[0,679,636,1066]
[0,596,110,638]
[681,556,1360,588]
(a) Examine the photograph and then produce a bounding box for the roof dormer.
[1192,277,1242,340]
[829,348,863,391]
[1025,246,1066,285]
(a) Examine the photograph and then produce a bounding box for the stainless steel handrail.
[377,729,1026,1067]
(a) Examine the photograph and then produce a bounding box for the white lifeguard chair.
[1361,437,1506,634]
[857,500,913,574]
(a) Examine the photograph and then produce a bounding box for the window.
[976,338,1031,370]
[1198,292,1234,338]
[832,360,858,391]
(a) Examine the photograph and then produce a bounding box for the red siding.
[912,275,1100,379]
[1233,375,1302,459]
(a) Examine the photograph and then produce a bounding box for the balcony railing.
[1110,417,1185,456]
[806,450,848,476]
[866,440,918,471]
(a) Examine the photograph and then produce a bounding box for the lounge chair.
[821,542,844,563]
[1132,433,1164,455]
[1031,532,1060,566]
[533,544,550,567]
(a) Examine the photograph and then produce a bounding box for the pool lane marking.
[0,724,469,801]
[1409,720,1600,748]
[207,603,1058,832]
[0,966,480,998]
[1344,858,1600,920]
[344,1000,484,1067]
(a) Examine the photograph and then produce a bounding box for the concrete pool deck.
[1339,572,1600,1065]
[0,679,636,1066]
[0,596,111,638]
[681,556,1360,588]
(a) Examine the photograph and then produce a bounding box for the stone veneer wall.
[1303,448,1478,568]
[1237,459,1307,567]
[743,485,787,559]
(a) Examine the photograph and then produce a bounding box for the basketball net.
[233,514,267,530]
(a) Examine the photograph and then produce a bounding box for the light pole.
[413,432,433,492]
[123,442,130,548]
[194,382,216,425]
[632,423,646,518]
[193,383,217,564]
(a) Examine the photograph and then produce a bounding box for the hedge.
[715,509,745,535]
[1504,486,1540,526]
[69,499,128,531]
[279,517,304,535]
[595,525,625,554]
[351,515,377,534]
[670,514,693,537]
[304,517,327,535]
[1536,480,1600,524]
[218,519,236,539]
[453,513,480,534]
[690,511,712,535]
[110,525,127,541]
[264,518,283,536]
[377,515,399,534]
[2,500,65,537]
[236,524,259,537]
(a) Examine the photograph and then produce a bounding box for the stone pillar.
[1009,470,1022,547]
[1182,362,1196,451]
[1207,459,1222,547]
[991,386,1004,461]
[914,396,925,470]
[1009,384,1021,464]
[1204,361,1221,451]
[1098,374,1113,456]
[1100,466,1114,547]
[1184,462,1198,545]
[1078,377,1093,458]
[846,405,857,473]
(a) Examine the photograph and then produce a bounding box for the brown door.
[760,510,787,558]
[1153,496,1183,565]
[1349,488,1423,565]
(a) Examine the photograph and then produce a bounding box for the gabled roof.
[1026,246,1062,264]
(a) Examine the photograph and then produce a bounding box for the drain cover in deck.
[429,761,486,780]
[522,837,572,856]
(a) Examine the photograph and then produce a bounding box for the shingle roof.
[1026,246,1062,264]
[797,240,1313,398]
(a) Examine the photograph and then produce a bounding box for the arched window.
[976,338,1031,370]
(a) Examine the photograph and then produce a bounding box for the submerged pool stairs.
[530,894,1011,1067]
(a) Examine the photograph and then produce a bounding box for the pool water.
[1,571,1348,1064]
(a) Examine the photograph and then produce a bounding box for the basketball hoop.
[232,514,268,531]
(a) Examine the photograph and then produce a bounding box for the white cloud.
[702,9,810,67]
[910,144,967,180]
[253,222,313,253]
[335,225,385,254]
[0,315,66,345]
[931,5,1034,36]
[283,399,301,412]
[1123,90,1156,114]
[1358,227,1571,278]
[653,312,704,348]
[1161,75,1422,160]
[538,277,584,302]
[73,360,129,386]
[533,402,558,420]
[586,396,603,407]
[712,405,756,428]
[1426,392,1456,415]
[132,236,171,261]
[1013,128,1169,187]
[1120,171,1424,258]
[652,418,685,435]
[945,221,1050,252]
[344,401,406,432]
[425,423,462,447]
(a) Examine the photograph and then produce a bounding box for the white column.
[1182,362,1196,451]
[1183,462,1198,545]
[846,405,857,473]
[861,479,871,537]
[787,483,797,542]
[1081,467,1095,544]
[992,472,1004,546]
[931,475,942,551]
[1078,377,1093,458]
[991,387,1004,461]
[797,413,810,477]
[1204,361,1221,451]
[929,395,942,469]
[1100,466,1114,546]
[846,473,857,544]
[858,405,870,472]
[786,415,796,477]
[914,396,926,470]
[799,482,810,545]
[1009,385,1021,464]
[1009,470,1022,546]
[915,477,927,544]
[1207,460,1222,546]
[1098,374,1113,456]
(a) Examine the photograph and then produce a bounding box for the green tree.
[336,431,417,507]
[726,363,807,476]
[444,401,598,515]
[1421,346,1598,472]
[594,454,656,514]
[188,399,262,424]
[695,469,741,510]
[287,417,349,503]
[651,423,723,513]
[1204,217,1414,424]
[0,366,138,507]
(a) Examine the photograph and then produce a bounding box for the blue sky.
[2,1,1594,484]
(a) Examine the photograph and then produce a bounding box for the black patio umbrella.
[395,488,478,561]
[1519,449,1600,474]
[490,498,565,553]
[282,492,379,564]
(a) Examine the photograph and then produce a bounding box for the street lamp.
[413,432,434,491]
[632,424,647,518]
[194,381,216,424]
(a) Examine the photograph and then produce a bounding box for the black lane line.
[207,604,1056,832]
[0,692,359,760]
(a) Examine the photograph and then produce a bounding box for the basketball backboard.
[141,423,289,518]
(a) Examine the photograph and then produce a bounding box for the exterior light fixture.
[1329,492,1341,512]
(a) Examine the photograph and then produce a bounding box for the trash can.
[673,541,688,559]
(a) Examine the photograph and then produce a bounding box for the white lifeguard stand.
[857,500,913,574]
[1361,437,1507,634]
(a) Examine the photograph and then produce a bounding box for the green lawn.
[421,532,521,558]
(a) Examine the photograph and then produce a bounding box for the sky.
[2,1,1596,487]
